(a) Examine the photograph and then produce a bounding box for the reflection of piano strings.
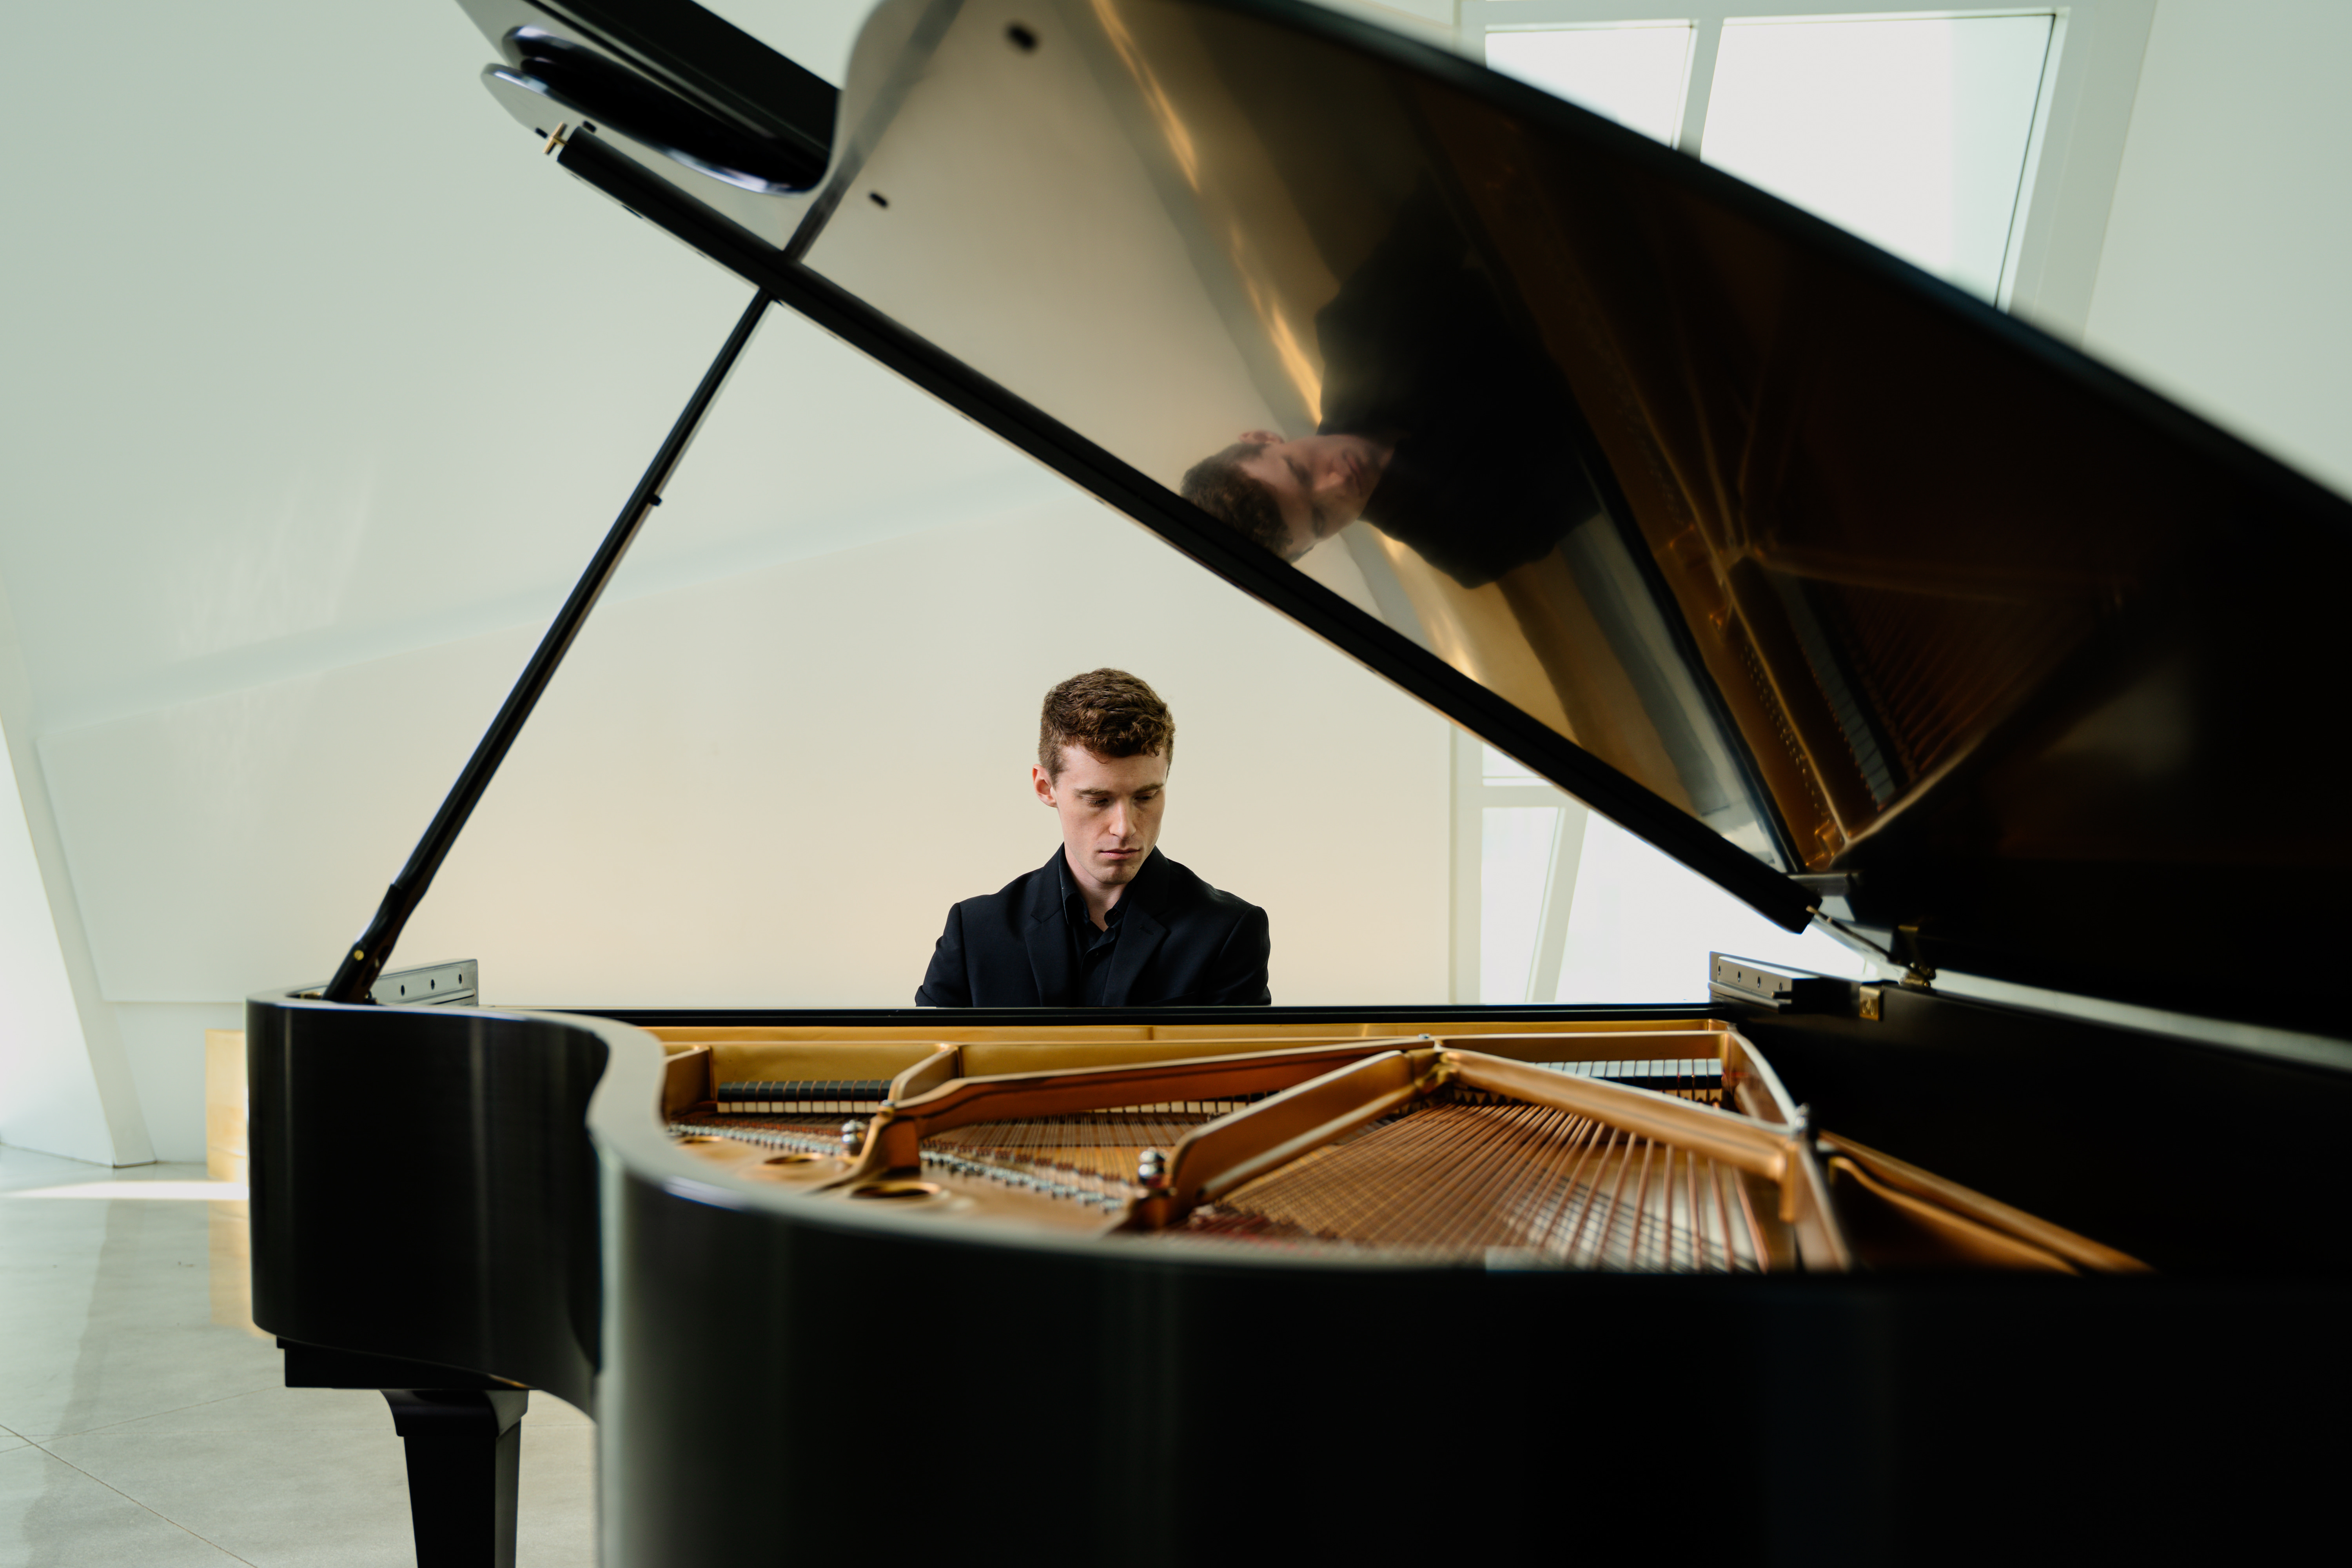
[1184,1097,1765,1271]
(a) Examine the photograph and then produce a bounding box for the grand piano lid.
[446,0,2352,1031]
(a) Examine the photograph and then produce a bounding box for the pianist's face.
[1033,747,1169,894]
[1233,431,1392,559]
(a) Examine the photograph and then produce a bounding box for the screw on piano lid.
[1136,1148,1168,1187]
[840,1120,866,1154]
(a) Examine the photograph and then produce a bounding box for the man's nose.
[1107,802,1131,837]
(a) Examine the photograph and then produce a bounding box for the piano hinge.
[1895,924,1937,987]
[1708,954,1843,1013]
[369,958,480,1009]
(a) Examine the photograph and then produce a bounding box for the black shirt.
[1058,855,1128,1008]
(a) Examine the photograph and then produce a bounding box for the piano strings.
[1173,1093,1766,1271]
[919,1102,1256,1205]
[666,1059,1764,1269]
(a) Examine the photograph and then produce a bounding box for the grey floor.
[0,1146,595,1567]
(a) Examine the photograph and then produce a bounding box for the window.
[1458,0,2153,318]
[1454,740,1588,1004]
[1469,3,2057,301]
[1484,22,1695,145]
[1445,1,2154,998]
[1704,14,2054,299]
[1450,735,1869,1003]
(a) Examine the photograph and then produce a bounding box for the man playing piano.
[915,668,1272,1007]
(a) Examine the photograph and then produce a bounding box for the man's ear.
[1239,429,1283,446]
[1031,763,1056,806]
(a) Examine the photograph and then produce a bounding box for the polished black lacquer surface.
[601,1165,2341,1562]
[249,983,2352,1561]
[247,996,608,1412]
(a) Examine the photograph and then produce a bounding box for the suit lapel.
[1101,904,1167,1007]
[1022,851,1077,1005]
[1101,850,1170,1007]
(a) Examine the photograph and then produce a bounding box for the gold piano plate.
[655,1022,2138,1274]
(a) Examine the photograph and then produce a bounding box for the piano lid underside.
[452,0,2352,1026]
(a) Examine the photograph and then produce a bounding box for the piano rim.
[249,983,2065,1279]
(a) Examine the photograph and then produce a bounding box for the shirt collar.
[1056,851,1128,932]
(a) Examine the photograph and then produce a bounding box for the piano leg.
[381,1390,531,1568]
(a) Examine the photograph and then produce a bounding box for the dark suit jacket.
[1317,186,1601,588]
[916,848,1271,1007]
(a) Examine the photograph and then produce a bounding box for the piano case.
[249,2,2352,1562]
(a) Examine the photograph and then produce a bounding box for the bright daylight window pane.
[1481,806,1560,1003]
[1486,23,1695,146]
[1552,815,1873,1004]
[1481,742,1542,783]
[1702,15,2054,299]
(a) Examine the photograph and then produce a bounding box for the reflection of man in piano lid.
[915,669,1272,1009]
[1181,187,1599,589]
[1186,430,1394,561]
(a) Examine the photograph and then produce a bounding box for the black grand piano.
[249,2,2352,1562]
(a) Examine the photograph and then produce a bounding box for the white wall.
[2080,0,2352,496]
[42,497,1452,1012]
[0,1,885,1161]
[0,683,121,1165]
[114,1003,244,1165]
[0,579,153,1167]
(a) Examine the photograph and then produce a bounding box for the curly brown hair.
[1038,668,1176,778]
[1180,442,1296,559]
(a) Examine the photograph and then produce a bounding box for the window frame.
[1453,0,2158,337]
[1450,731,1591,1003]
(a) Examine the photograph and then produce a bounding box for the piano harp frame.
[657,1022,2133,1275]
